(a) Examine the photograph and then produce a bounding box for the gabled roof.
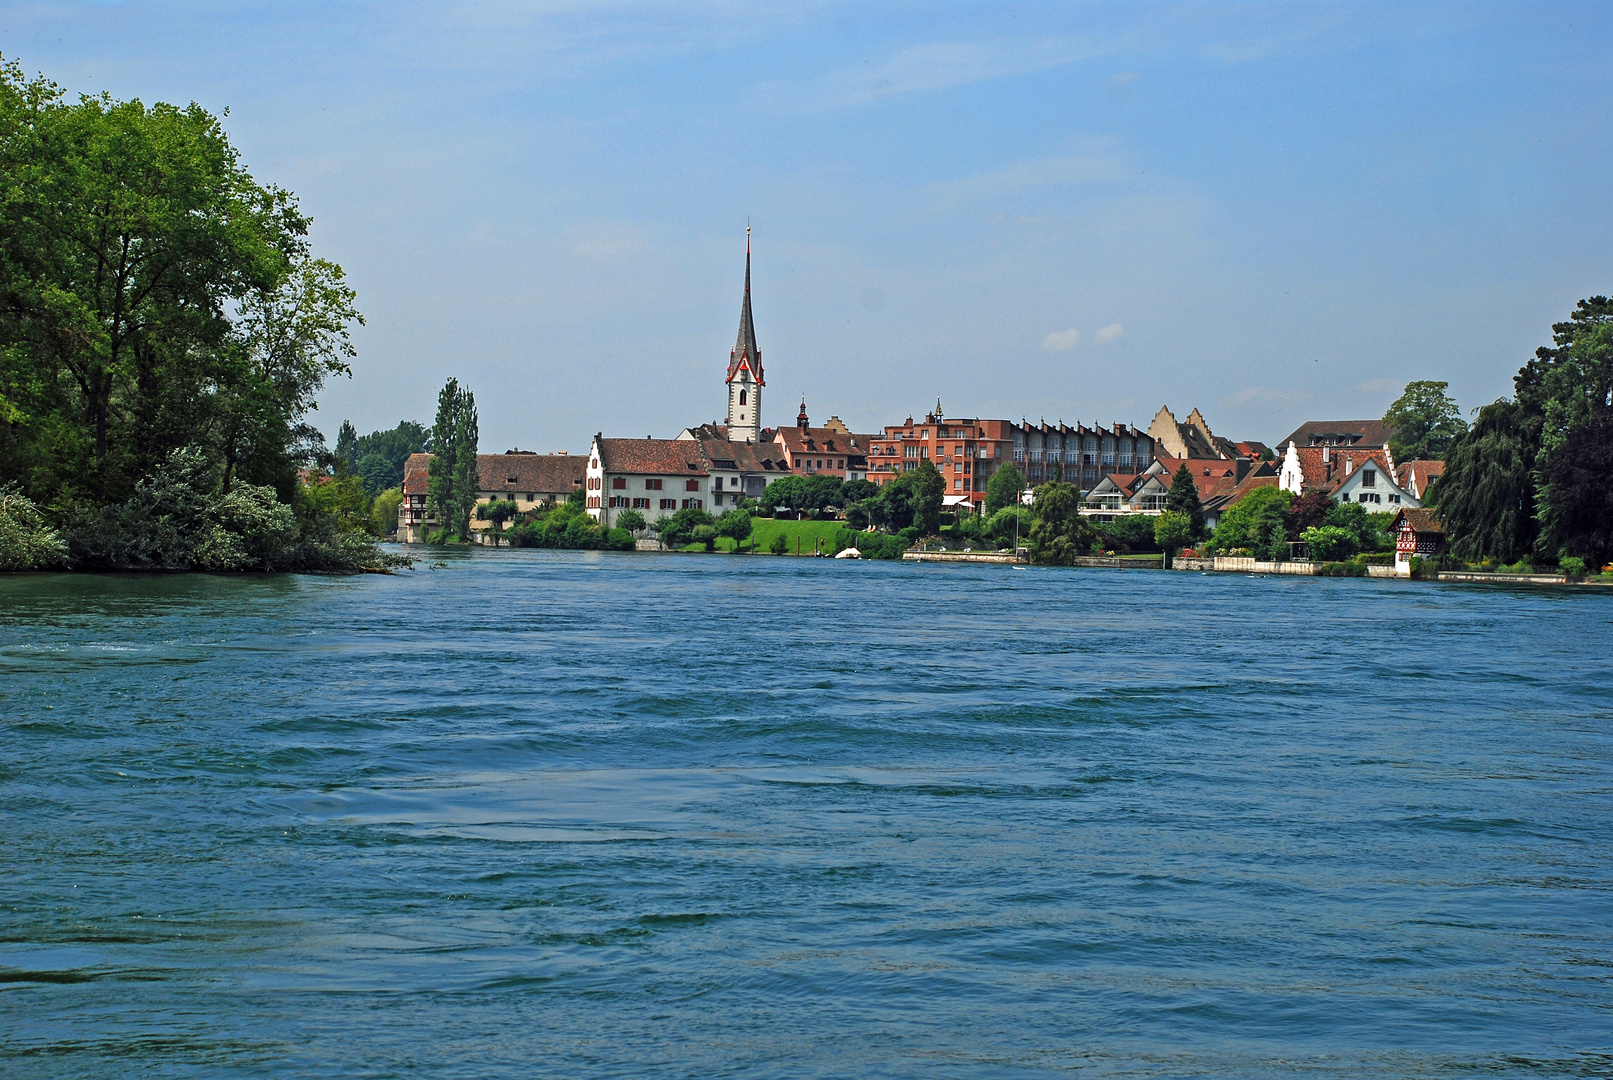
[1396,460,1444,499]
[774,426,871,459]
[1279,419,1396,449]
[1289,445,1395,495]
[476,453,585,493]
[401,452,586,497]
[687,437,788,473]
[594,438,709,477]
[1392,507,1444,534]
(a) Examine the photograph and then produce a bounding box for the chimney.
[1322,445,1330,463]
[1344,458,1354,476]
[1235,457,1250,483]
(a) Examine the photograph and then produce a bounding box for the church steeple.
[725,226,763,443]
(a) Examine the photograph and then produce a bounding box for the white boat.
[834,548,861,559]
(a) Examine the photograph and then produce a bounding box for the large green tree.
[909,459,945,535]
[0,57,347,505]
[1383,380,1467,462]
[427,378,478,541]
[1027,480,1099,565]
[1435,297,1613,565]
[984,461,1026,515]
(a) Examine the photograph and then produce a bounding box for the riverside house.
[399,451,585,543]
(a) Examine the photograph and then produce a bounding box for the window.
[1389,494,1401,504]
[714,476,724,489]
[954,478,962,489]
[633,498,649,509]
[660,498,676,510]
[681,498,703,509]
[646,478,663,490]
[609,496,627,508]
[1362,469,1376,488]
[686,479,699,491]
[612,477,626,489]
[739,389,747,405]
[838,459,844,468]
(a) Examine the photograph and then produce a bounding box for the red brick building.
[865,405,1014,514]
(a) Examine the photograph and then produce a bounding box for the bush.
[0,483,69,570]
[837,528,908,560]
[1408,555,1437,580]
[1317,560,1368,577]
[1301,525,1359,562]
[1560,556,1587,577]
[769,532,788,555]
[1100,514,1162,554]
[605,527,635,551]
[59,448,402,572]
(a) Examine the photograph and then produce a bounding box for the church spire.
[728,226,762,384]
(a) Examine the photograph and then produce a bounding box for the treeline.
[1432,297,1613,569]
[0,57,397,572]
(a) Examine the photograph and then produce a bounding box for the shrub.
[0,483,69,570]
[1301,525,1359,562]
[836,528,908,560]
[605,527,635,551]
[769,532,788,555]
[1560,556,1587,577]
[1317,560,1368,577]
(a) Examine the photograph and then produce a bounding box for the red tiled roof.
[1290,446,1392,494]
[401,452,585,496]
[1393,506,1444,534]
[774,426,871,458]
[1396,460,1444,499]
[595,439,708,476]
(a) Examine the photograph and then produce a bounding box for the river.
[2,550,1611,1077]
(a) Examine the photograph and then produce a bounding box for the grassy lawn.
[669,518,850,554]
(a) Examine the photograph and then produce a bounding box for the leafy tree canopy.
[1166,464,1206,539]
[1027,480,1099,565]
[1383,380,1467,462]
[984,461,1026,515]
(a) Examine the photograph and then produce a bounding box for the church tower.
[725,228,764,443]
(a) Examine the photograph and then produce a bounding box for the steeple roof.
[727,229,763,384]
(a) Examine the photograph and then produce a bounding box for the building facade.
[1011,421,1156,490]
[865,406,1014,513]
[398,451,586,543]
[1278,441,1420,508]
[770,400,874,481]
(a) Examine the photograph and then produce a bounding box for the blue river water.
[2,550,1611,1078]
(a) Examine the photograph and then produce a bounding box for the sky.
[4,1,1611,452]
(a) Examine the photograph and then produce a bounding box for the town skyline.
[8,2,1609,453]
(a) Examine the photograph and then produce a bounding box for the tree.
[1432,398,1536,562]
[769,532,788,555]
[1288,491,1333,536]
[1302,525,1359,562]
[1099,514,1161,554]
[1027,480,1099,565]
[910,459,945,535]
[760,475,804,514]
[985,462,1026,515]
[692,524,717,551]
[356,453,393,497]
[1207,486,1292,557]
[1435,297,1613,565]
[371,487,402,537]
[480,499,518,541]
[615,509,647,534]
[840,478,878,504]
[1384,380,1467,462]
[1166,464,1205,539]
[716,508,753,551]
[657,507,714,549]
[427,378,478,541]
[337,420,430,494]
[1154,511,1193,567]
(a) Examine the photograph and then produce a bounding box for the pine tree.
[1166,463,1205,539]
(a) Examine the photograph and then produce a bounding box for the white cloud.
[1042,328,1081,351]
[1094,323,1124,345]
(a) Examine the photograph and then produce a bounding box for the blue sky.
[5,2,1611,451]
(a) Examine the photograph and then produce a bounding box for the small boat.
[834,548,861,559]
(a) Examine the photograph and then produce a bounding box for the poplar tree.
[428,378,478,541]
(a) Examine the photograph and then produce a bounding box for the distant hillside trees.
[335,420,430,496]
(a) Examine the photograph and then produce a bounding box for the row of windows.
[796,458,846,469]
[604,477,701,492]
